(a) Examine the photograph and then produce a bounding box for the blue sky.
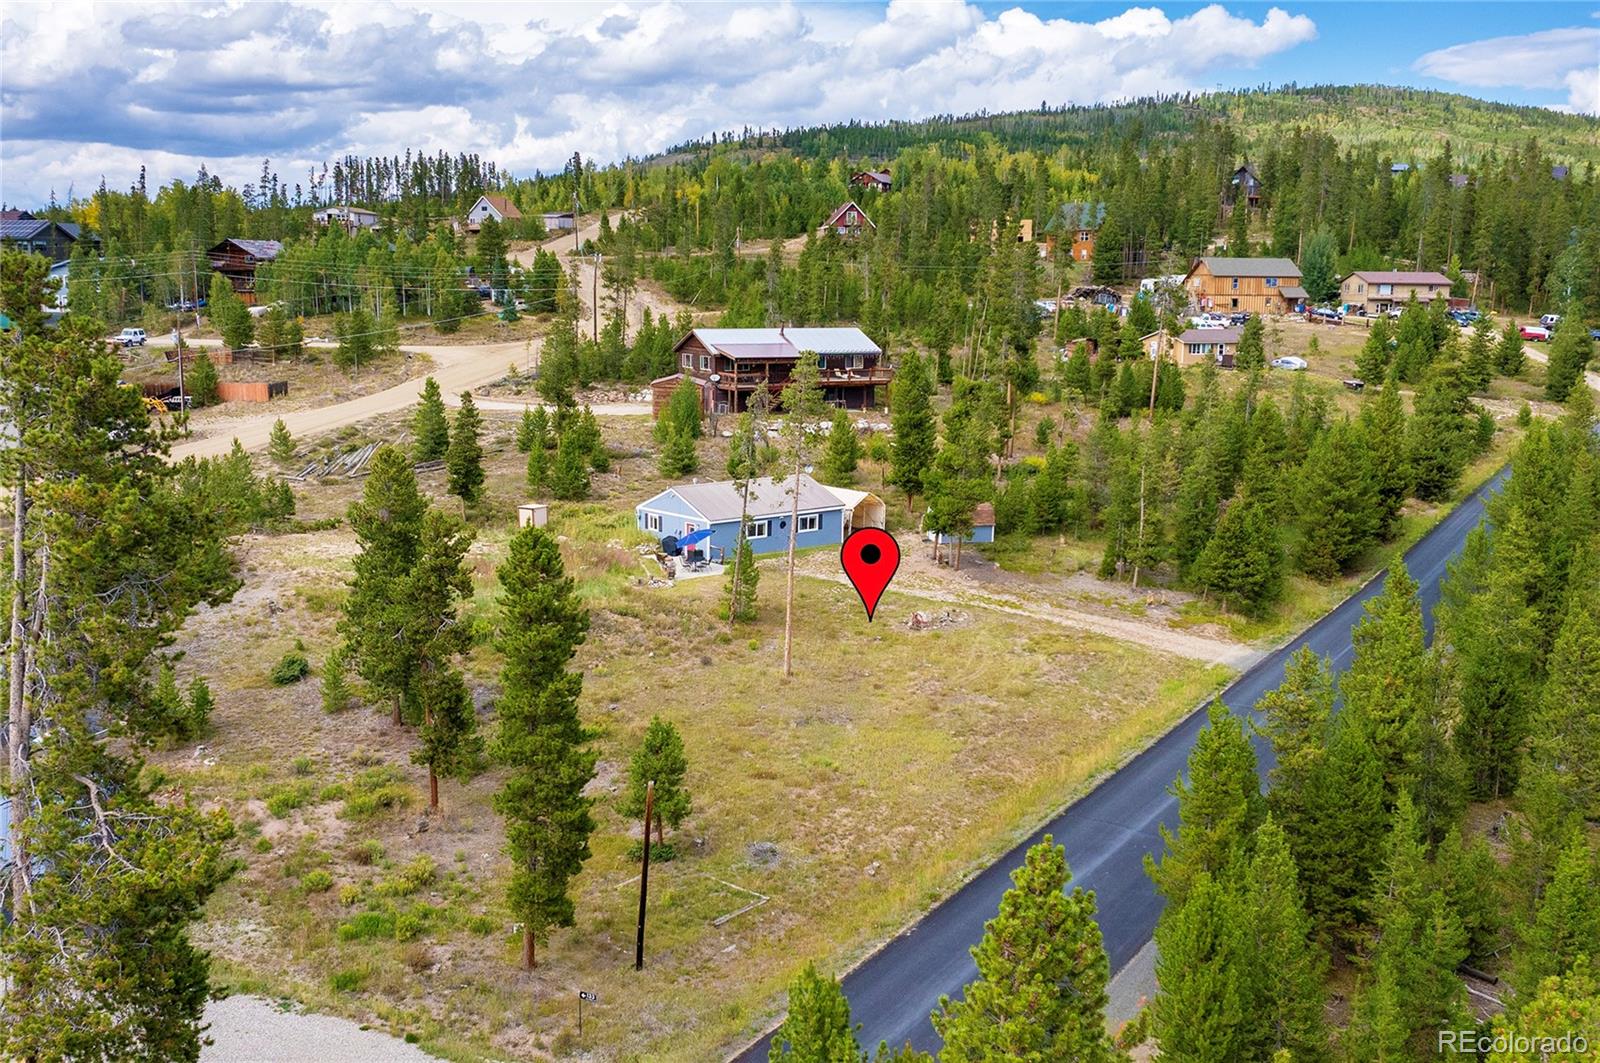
[0,1,1595,207]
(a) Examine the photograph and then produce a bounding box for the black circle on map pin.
[841,528,900,622]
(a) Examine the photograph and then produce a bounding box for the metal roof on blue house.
[638,474,872,558]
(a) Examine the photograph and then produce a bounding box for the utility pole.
[593,253,601,341]
[634,780,654,971]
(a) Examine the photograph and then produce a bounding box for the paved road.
[736,469,1508,1060]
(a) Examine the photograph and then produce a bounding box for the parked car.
[1226,311,1252,325]
[1307,306,1343,324]
[115,328,147,347]
[1590,327,1600,341]
[1448,309,1481,326]
[1189,313,1228,329]
[1386,306,1404,318]
[1271,356,1308,371]
[1540,313,1562,329]
[1520,325,1552,342]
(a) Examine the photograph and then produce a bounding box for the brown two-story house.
[1339,270,1452,314]
[1183,256,1305,315]
[651,327,891,416]
[207,238,282,305]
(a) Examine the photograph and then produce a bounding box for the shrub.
[336,910,395,941]
[318,783,347,802]
[376,856,437,897]
[301,869,334,893]
[270,652,311,685]
[291,755,314,776]
[328,966,369,993]
[625,840,679,863]
[466,914,496,935]
[349,839,386,866]
[253,837,273,853]
[394,910,427,942]
[337,884,363,906]
[340,766,413,820]
[264,781,315,818]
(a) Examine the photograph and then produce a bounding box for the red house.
[850,169,892,192]
[822,200,874,237]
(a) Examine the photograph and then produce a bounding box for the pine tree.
[1297,713,1387,940]
[1495,320,1526,376]
[550,427,591,501]
[1254,647,1333,859]
[339,446,427,723]
[446,391,485,506]
[1294,416,1379,579]
[1512,830,1600,1000]
[1406,359,1472,501]
[1464,319,1495,391]
[268,418,295,465]
[405,509,479,811]
[1524,585,1600,821]
[1545,312,1594,403]
[618,717,692,845]
[1062,342,1092,396]
[1151,870,1251,1062]
[1239,817,1329,1060]
[1235,315,1266,372]
[133,659,190,744]
[187,352,220,407]
[933,837,1117,1063]
[655,376,703,445]
[573,406,609,472]
[726,532,759,622]
[1355,317,1394,383]
[1392,296,1436,382]
[492,526,596,969]
[1195,490,1281,615]
[414,377,451,461]
[321,649,351,713]
[889,350,937,510]
[184,677,214,739]
[1359,371,1411,536]
[516,406,548,453]
[1453,505,1542,799]
[658,421,699,476]
[820,409,860,485]
[1490,959,1600,1059]
[1146,702,1264,906]
[1339,564,1431,802]
[770,963,865,1063]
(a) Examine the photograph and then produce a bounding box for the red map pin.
[841,528,900,622]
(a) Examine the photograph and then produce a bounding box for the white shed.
[517,503,549,529]
[824,486,887,535]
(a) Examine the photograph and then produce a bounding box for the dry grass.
[163,413,1230,1062]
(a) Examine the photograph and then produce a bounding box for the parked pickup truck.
[1520,325,1552,342]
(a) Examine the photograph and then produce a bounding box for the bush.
[337,884,363,906]
[270,652,311,685]
[263,781,315,818]
[625,840,679,863]
[336,910,395,941]
[466,914,497,935]
[394,910,427,942]
[340,766,413,820]
[349,839,386,866]
[376,856,437,897]
[328,966,369,993]
[300,869,334,893]
[291,755,314,776]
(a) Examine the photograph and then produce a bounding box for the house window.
[745,519,770,540]
[682,353,692,367]
[1230,298,1239,309]
[797,514,821,534]
[1358,284,1365,293]
[1265,277,1278,287]
[1379,284,1393,295]
[847,355,864,369]
[1231,277,1239,290]
[699,355,711,371]
[645,513,662,533]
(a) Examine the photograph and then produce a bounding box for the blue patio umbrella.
[678,528,714,551]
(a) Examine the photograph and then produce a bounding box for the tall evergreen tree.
[1239,817,1329,1060]
[1146,702,1264,906]
[1294,416,1379,579]
[406,509,479,811]
[933,837,1117,1063]
[414,376,451,461]
[1406,359,1472,501]
[1339,564,1431,802]
[268,417,296,465]
[1495,320,1526,376]
[550,427,591,501]
[1151,870,1251,1063]
[770,964,865,1063]
[1195,488,1282,615]
[446,391,485,506]
[1297,713,1387,940]
[1254,647,1333,860]
[1512,830,1600,1001]
[339,446,428,723]
[889,350,937,510]
[1355,317,1394,383]
[1234,315,1266,372]
[1359,371,1411,537]
[1523,582,1600,821]
[820,408,860,485]
[492,526,596,968]
[1544,311,1594,403]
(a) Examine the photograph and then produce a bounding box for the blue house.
[925,502,997,545]
[636,475,861,560]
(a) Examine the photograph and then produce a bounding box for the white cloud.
[1415,27,1600,114]
[0,1,1320,205]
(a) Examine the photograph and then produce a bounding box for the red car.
[1520,325,1552,342]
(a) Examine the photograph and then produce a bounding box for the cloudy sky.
[1,1,1596,206]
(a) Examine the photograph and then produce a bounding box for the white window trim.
[644,512,663,532]
[745,519,770,540]
[699,354,711,371]
[797,513,821,534]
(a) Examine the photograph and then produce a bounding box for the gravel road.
[201,995,441,1062]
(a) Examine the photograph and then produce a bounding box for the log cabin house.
[1224,163,1263,211]
[1182,257,1305,315]
[1042,201,1106,262]
[206,238,282,305]
[850,169,892,192]
[650,326,890,416]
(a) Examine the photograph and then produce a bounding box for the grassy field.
[164,411,1231,1062]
